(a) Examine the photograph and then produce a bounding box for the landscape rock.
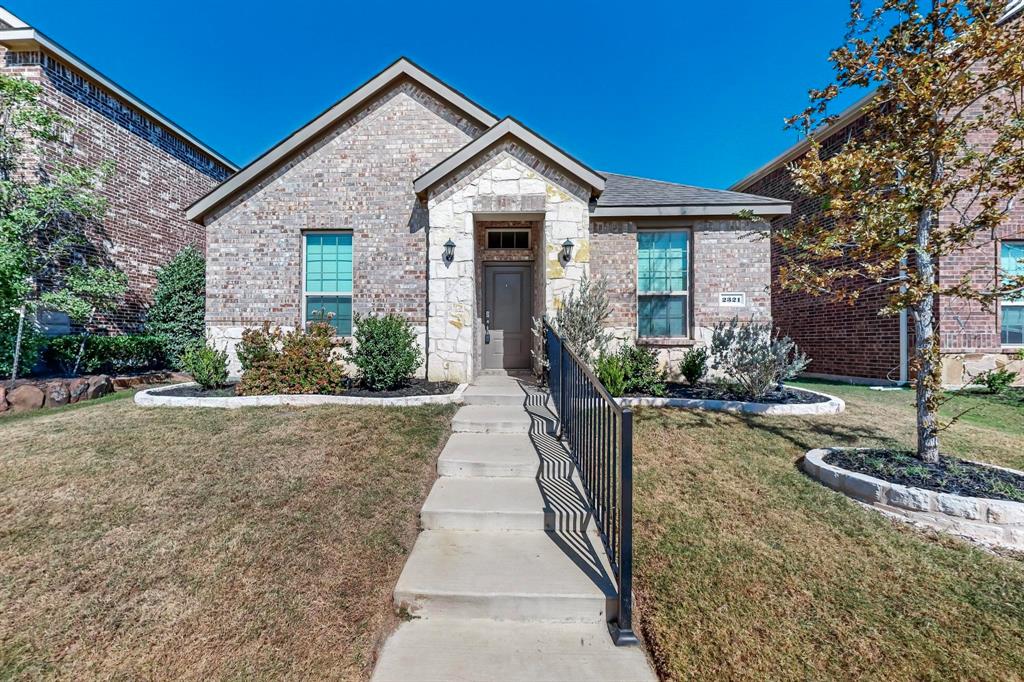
[67,378,89,403]
[44,381,70,408]
[85,375,114,400]
[7,384,45,412]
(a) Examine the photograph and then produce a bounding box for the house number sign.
[719,292,746,307]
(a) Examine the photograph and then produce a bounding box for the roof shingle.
[596,172,788,207]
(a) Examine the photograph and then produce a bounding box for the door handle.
[484,310,491,343]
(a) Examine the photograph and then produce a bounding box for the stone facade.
[203,80,484,374]
[1,46,232,332]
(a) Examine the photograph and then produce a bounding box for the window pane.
[1003,306,1024,346]
[638,230,688,294]
[306,296,352,336]
[305,232,352,294]
[638,295,687,337]
[1002,241,1024,303]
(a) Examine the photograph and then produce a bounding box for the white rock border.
[616,386,844,415]
[135,382,468,409]
[803,447,1024,551]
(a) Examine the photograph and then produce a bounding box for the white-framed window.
[303,231,352,336]
[637,229,690,338]
[1001,240,1024,346]
[486,228,531,250]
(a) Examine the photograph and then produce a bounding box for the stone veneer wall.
[203,80,484,374]
[425,143,591,382]
[1,47,232,332]
[590,218,771,375]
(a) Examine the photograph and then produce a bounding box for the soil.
[159,378,459,399]
[824,448,1024,503]
[630,383,831,405]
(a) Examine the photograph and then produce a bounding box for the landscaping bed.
[158,378,459,400]
[632,383,831,405]
[617,383,844,415]
[824,448,1024,503]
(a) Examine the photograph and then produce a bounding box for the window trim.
[485,228,531,250]
[635,227,693,340]
[1001,239,1024,348]
[301,230,353,337]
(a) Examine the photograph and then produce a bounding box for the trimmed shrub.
[181,343,229,389]
[236,322,279,372]
[595,344,666,397]
[237,322,348,396]
[974,367,1017,394]
[350,313,422,391]
[146,246,205,369]
[45,334,167,375]
[709,317,810,400]
[0,313,45,378]
[679,346,709,385]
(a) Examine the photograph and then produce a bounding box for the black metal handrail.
[544,320,637,646]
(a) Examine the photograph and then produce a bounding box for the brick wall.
[1,47,232,332]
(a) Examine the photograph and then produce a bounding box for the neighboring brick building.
[188,59,790,380]
[0,7,235,333]
[733,4,1024,386]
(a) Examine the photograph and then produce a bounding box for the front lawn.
[0,398,454,679]
[633,380,1024,681]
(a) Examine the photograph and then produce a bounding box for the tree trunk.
[10,303,26,382]
[913,208,941,464]
[71,309,95,376]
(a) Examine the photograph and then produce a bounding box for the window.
[1002,241,1024,346]
[486,229,530,250]
[637,230,689,337]
[304,232,352,336]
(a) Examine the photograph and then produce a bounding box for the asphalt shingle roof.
[596,172,788,207]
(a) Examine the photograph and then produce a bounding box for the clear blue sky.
[10,0,863,189]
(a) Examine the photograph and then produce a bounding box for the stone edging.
[135,382,469,409]
[803,448,1024,551]
[616,386,845,415]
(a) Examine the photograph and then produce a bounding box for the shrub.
[709,317,809,400]
[236,322,280,371]
[237,322,348,396]
[536,276,611,366]
[974,367,1017,394]
[350,313,422,391]
[45,334,167,375]
[181,343,229,389]
[0,312,45,378]
[146,246,206,369]
[679,346,708,385]
[595,344,666,397]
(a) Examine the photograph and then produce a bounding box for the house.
[732,2,1024,387]
[0,7,236,333]
[187,58,790,382]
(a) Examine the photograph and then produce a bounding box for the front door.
[483,264,532,369]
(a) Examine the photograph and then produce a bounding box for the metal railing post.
[610,407,638,646]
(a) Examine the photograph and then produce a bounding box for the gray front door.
[483,264,532,369]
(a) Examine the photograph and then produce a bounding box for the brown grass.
[633,381,1024,681]
[0,397,455,680]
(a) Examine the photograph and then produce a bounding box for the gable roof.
[0,7,236,171]
[412,116,606,198]
[594,172,790,216]
[187,57,499,221]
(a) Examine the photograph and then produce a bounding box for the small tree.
[781,0,1024,462]
[535,275,612,366]
[0,73,110,380]
[146,246,206,368]
[41,265,127,374]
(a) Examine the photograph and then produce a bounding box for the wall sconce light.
[443,239,456,264]
[560,239,574,265]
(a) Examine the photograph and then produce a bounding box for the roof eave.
[0,27,238,172]
[590,203,791,218]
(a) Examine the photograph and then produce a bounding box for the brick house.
[0,7,236,333]
[187,58,790,382]
[732,2,1024,386]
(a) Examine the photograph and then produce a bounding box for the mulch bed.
[630,383,830,405]
[160,378,459,399]
[825,448,1024,503]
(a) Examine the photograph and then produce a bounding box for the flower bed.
[803,447,1024,550]
[617,385,844,415]
[135,381,468,409]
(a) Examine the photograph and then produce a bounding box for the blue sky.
[10,0,862,189]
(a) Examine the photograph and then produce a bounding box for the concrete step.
[372,619,656,682]
[452,405,534,434]
[394,530,616,623]
[421,477,591,531]
[462,381,528,406]
[437,433,540,478]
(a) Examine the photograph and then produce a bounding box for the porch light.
[560,239,574,265]
[443,239,456,264]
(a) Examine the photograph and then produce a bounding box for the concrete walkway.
[372,374,655,682]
